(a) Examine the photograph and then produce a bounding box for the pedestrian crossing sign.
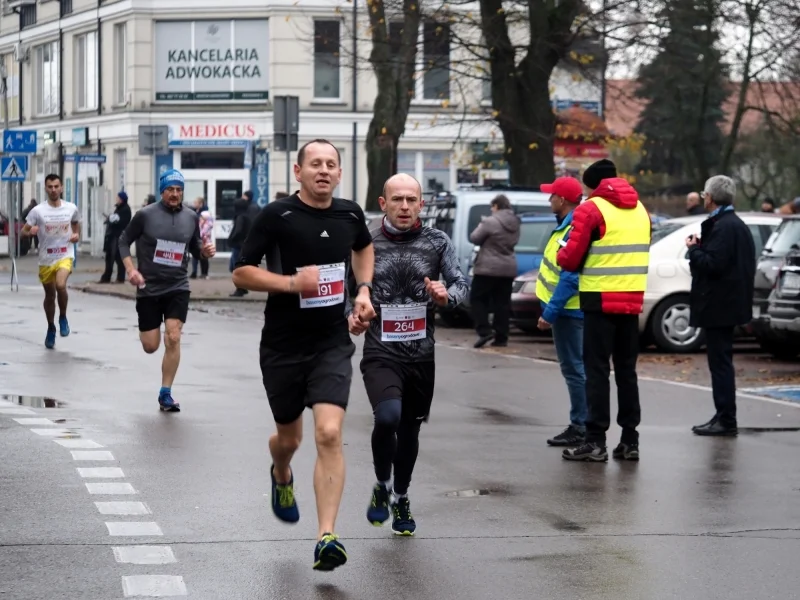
[1,156,27,181]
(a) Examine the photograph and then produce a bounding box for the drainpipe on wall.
[58,22,65,179]
[96,0,103,186]
[351,5,358,201]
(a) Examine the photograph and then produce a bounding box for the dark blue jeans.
[551,315,587,429]
[229,247,241,272]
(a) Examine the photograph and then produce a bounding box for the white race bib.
[381,302,427,342]
[299,262,345,308]
[153,239,186,267]
[45,244,69,259]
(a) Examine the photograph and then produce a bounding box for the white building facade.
[0,0,601,252]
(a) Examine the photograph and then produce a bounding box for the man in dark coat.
[686,175,755,436]
[100,191,132,283]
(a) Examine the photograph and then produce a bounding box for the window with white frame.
[397,150,452,193]
[0,54,20,121]
[314,20,341,100]
[113,23,127,105]
[75,31,97,111]
[35,41,60,116]
[419,21,450,101]
[482,62,491,102]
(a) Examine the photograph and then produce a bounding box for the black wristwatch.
[356,282,373,294]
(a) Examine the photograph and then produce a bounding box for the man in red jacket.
[556,159,651,462]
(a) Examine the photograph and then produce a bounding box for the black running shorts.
[360,357,436,421]
[135,291,190,332]
[259,340,356,425]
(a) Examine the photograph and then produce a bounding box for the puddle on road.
[445,486,511,498]
[1,395,68,408]
[738,427,800,434]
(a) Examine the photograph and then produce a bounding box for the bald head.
[686,192,700,209]
[379,172,424,231]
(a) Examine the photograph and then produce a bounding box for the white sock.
[393,490,407,500]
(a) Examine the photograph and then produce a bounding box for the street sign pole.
[273,96,299,196]
[138,125,169,199]
[1,62,17,291]
[2,133,36,292]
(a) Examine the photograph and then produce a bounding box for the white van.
[420,186,552,325]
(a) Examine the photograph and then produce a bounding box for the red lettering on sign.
[178,124,256,139]
[301,280,344,299]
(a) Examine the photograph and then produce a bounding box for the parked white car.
[642,212,782,352]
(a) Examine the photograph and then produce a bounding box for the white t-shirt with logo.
[26,201,81,266]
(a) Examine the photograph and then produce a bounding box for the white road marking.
[113,546,176,565]
[71,450,115,461]
[77,467,125,478]
[55,439,104,448]
[441,342,800,410]
[121,575,186,596]
[30,428,77,436]
[85,482,137,495]
[95,501,151,515]
[106,521,163,536]
[0,408,36,415]
[13,417,56,425]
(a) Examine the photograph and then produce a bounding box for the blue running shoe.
[367,483,391,526]
[59,316,70,337]
[270,465,300,523]
[313,533,347,571]
[391,496,416,536]
[45,325,56,349]
[158,393,181,412]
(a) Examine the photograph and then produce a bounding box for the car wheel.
[650,295,705,353]
[758,339,800,360]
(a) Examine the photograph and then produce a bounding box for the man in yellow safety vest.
[535,176,587,448]
[556,159,651,463]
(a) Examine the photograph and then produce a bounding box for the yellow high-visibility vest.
[578,197,650,292]
[536,223,581,310]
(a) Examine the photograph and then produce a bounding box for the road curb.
[69,285,266,303]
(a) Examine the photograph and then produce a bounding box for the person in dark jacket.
[687,175,755,437]
[228,197,253,297]
[468,194,521,348]
[100,191,132,283]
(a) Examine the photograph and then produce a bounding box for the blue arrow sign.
[63,154,107,164]
[1,156,27,181]
[3,130,37,154]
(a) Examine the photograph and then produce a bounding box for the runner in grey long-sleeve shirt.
[118,168,216,412]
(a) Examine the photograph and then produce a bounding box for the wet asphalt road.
[1,286,800,600]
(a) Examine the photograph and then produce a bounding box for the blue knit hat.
[159,169,185,194]
[117,191,128,203]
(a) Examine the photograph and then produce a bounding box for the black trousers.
[705,326,736,427]
[470,275,514,342]
[101,236,125,282]
[584,312,641,446]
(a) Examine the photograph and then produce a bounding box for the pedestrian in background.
[687,175,755,437]
[557,159,650,462]
[536,177,587,448]
[468,194,521,348]
[190,197,211,279]
[686,192,706,215]
[99,191,131,283]
[227,196,253,297]
[760,197,776,213]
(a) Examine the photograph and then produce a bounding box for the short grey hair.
[703,175,736,206]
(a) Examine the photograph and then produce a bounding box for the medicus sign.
[155,20,269,102]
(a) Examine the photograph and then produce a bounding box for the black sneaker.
[612,443,639,461]
[474,334,494,348]
[547,425,585,447]
[562,442,608,462]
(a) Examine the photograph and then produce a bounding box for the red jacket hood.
[589,177,639,209]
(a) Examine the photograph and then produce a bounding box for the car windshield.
[467,204,550,241]
[517,220,555,253]
[766,220,800,255]
[650,222,683,245]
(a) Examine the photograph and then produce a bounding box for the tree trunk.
[365,124,398,211]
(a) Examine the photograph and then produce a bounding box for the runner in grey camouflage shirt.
[347,173,467,536]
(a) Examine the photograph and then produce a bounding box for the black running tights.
[371,398,422,495]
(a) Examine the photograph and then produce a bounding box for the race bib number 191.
[381,302,427,342]
[299,262,346,308]
[153,239,186,267]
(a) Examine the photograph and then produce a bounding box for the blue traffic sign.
[3,130,37,154]
[1,155,28,181]
[63,154,106,164]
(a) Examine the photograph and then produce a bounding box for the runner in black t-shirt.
[347,173,467,536]
[232,139,376,572]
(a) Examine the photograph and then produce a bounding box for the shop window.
[75,32,98,111]
[314,20,341,100]
[180,151,245,170]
